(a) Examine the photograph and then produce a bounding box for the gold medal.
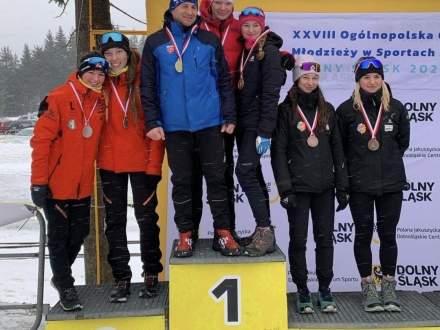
[238,76,245,90]
[123,116,128,129]
[368,138,380,151]
[82,125,93,138]
[175,58,183,73]
[307,134,319,148]
[357,123,367,134]
[297,121,306,132]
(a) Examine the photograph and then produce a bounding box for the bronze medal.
[175,58,183,73]
[307,134,319,148]
[82,125,93,138]
[368,138,380,151]
[238,76,245,90]
[123,116,129,129]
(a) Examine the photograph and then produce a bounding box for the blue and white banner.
[166,13,440,293]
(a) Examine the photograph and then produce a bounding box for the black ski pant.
[100,170,163,282]
[44,197,91,290]
[235,129,270,227]
[192,132,236,233]
[165,126,230,232]
[349,191,403,278]
[287,189,335,291]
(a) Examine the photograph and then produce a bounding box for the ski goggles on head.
[300,62,321,72]
[101,31,124,44]
[241,7,265,17]
[80,56,109,73]
[355,57,383,71]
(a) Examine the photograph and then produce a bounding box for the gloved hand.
[280,193,297,210]
[256,136,271,155]
[280,51,295,71]
[31,185,50,208]
[336,189,349,212]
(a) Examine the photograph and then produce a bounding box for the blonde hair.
[353,81,390,111]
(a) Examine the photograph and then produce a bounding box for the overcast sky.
[1,0,147,56]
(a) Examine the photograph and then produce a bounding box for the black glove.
[336,190,349,212]
[280,51,295,71]
[31,185,50,208]
[280,193,297,210]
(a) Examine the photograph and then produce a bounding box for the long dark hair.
[126,48,140,116]
[288,85,331,132]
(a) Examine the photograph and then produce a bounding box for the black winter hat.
[100,31,130,54]
[78,52,109,76]
[354,57,384,82]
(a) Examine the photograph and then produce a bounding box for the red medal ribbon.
[69,82,98,128]
[359,103,383,139]
[296,105,319,137]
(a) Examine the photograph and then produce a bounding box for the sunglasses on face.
[241,7,265,17]
[300,62,321,72]
[101,31,124,44]
[355,57,383,71]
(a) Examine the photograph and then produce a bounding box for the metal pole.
[30,208,46,330]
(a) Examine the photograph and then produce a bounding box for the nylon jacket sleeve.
[395,101,410,156]
[270,106,293,197]
[30,94,61,185]
[215,38,236,124]
[140,38,161,131]
[145,138,165,176]
[257,45,285,138]
[328,104,349,191]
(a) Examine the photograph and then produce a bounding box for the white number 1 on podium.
[209,276,241,326]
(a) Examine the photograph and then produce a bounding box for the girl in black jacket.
[271,55,348,314]
[336,57,410,313]
[235,7,285,257]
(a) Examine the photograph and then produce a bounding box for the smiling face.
[103,47,129,73]
[241,21,262,40]
[81,70,106,88]
[211,0,233,21]
[297,73,320,93]
[172,2,197,27]
[359,73,383,93]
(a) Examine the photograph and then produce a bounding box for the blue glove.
[256,136,271,155]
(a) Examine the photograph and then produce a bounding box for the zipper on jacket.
[48,155,62,181]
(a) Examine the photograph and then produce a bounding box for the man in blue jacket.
[141,0,241,257]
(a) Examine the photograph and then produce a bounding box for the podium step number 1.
[210,276,241,325]
[169,239,288,330]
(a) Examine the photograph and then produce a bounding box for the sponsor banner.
[165,12,440,293]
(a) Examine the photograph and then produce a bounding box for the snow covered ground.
[0,134,144,328]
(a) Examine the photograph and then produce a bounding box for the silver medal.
[82,125,93,138]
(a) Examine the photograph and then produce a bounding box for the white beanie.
[292,55,320,82]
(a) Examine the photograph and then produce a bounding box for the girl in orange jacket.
[30,53,109,311]
[98,31,165,302]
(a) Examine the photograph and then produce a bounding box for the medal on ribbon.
[359,103,383,152]
[165,25,198,74]
[110,80,131,129]
[69,82,98,139]
[296,105,319,148]
[238,30,271,90]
